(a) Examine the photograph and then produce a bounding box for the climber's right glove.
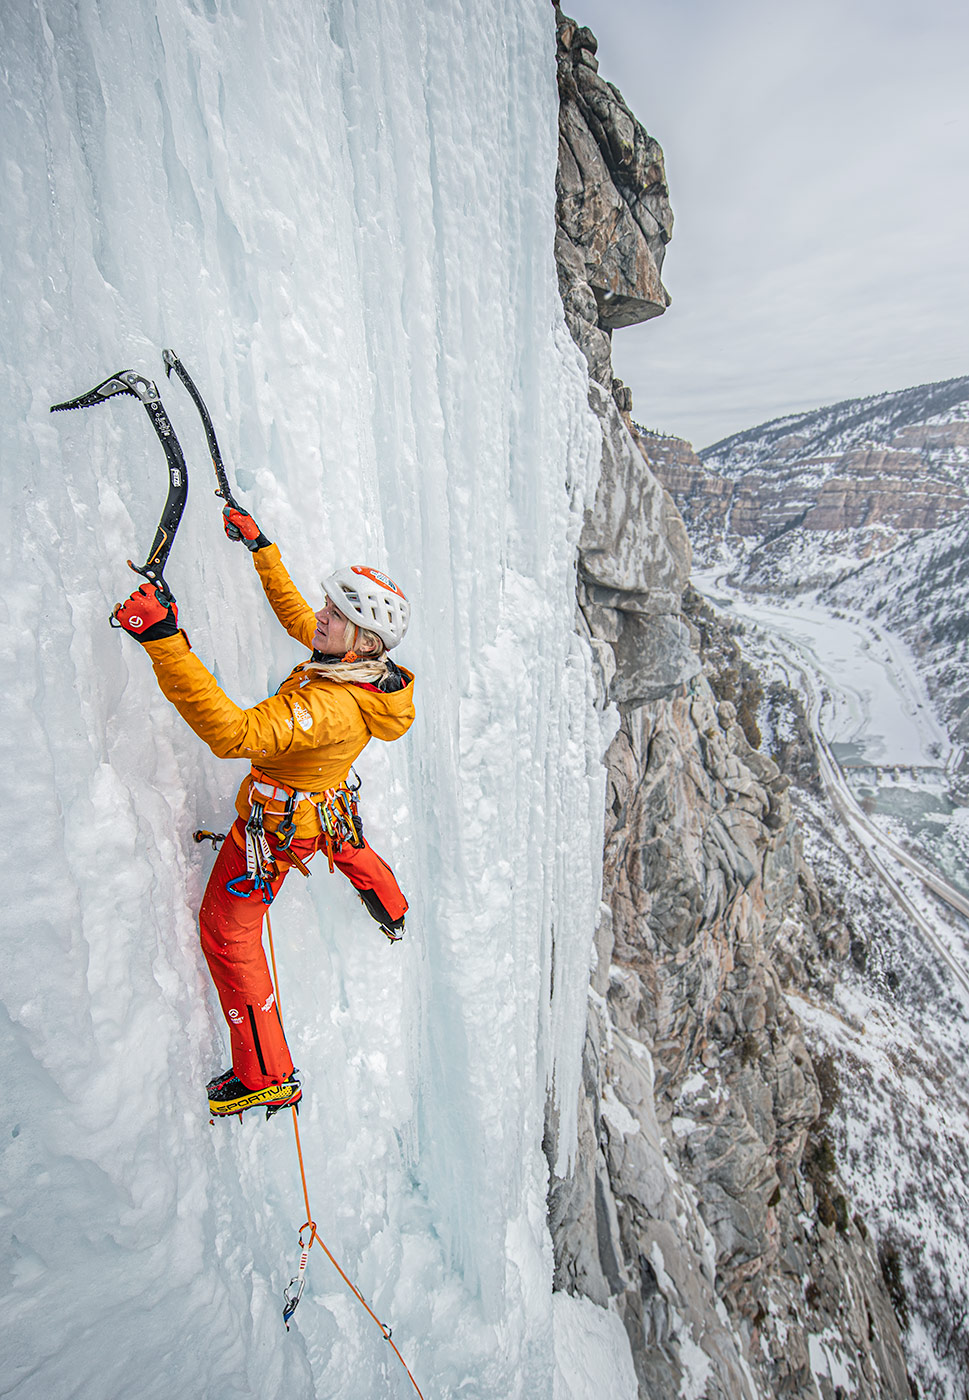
[112,583,180,642]
[223,504,271,552]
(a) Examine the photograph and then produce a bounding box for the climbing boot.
[208,1070,301,1119]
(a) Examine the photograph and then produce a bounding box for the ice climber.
[113,504,415,1118]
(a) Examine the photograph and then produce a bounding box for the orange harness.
[243,767,364,885]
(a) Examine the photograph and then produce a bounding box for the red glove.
[113,583,180,642]
[223,505,270,552]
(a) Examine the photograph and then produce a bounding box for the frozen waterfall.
[0,2,634,1396]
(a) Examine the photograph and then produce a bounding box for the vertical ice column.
[1,0,609,1394]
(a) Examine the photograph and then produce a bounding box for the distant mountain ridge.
[644,375,969,592]
[639,377,969,744]
[701,375,969,479]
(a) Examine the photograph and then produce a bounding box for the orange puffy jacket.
[143,544,415,838]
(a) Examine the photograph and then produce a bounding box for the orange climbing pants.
[199,818,408,1090]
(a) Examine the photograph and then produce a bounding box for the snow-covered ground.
[788,796,969,1400]
[696,566,969,902]
[0,5,629,1397]
[695,567,951,770]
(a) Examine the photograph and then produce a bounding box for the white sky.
[564,0,969,448]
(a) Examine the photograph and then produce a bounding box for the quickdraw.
[316,784,364,873]
[226,798,279,903]
[282,1221,315,1329]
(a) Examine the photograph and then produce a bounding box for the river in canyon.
[694,569,969,904]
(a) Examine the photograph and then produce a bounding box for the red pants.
[199,819,407,1090]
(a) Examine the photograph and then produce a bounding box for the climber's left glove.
[223,504,271,552]
[112,583,180,642]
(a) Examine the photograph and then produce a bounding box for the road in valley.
[787,643,969,997]
[694,573,969,995]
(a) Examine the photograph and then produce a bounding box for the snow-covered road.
[791,647,969,994]
[694,571,969,994]
[694,568,951,771]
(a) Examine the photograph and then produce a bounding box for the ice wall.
[0,2,614,1396]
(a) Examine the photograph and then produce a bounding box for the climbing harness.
[225,769,365,901]
[261,910,425,1397]
[248,768,363,851]
[198,770,403,942]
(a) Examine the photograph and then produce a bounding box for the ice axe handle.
[162,350,242,512]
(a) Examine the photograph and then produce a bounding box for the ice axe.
[51,365,188,608]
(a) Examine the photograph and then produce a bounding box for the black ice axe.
[51,365,188,609]
[162,349,242,512]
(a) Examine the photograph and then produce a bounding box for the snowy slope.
[0,4,620,1397]
[825,512,969,740]
[667,377,969,591]
[698,582,969,1396]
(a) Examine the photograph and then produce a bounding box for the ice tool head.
[50,370,161,413]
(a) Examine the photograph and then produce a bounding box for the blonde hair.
[304,620,391,686]
[304,656,392,686]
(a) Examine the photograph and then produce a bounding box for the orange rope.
[264,910,426,1399]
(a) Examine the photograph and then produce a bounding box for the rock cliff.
[549,8,911,1396]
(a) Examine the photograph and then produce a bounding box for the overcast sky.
[565,0,969,448]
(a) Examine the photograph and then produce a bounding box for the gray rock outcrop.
[555,11,672,391]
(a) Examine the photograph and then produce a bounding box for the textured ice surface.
[0,3,620,1396]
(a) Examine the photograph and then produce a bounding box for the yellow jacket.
[143,544,415,836]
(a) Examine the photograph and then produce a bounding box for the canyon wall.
[548,9,911,1397]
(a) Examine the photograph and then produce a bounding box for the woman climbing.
[113,504,415,1119]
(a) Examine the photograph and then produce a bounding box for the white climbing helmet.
[321,565,410,650]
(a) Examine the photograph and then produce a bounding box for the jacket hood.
[349,667,416,741]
